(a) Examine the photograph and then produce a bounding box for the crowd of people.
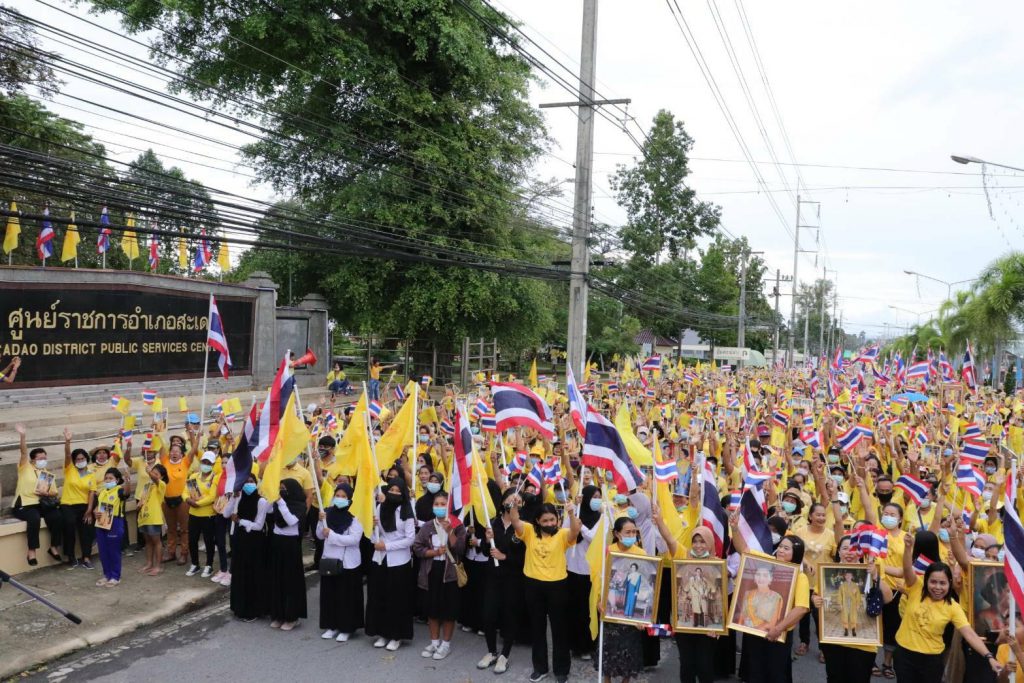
[9,355,1024,683]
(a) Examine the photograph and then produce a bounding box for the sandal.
[882,665,895,679]
[872,666,883,678]
[794,642,808,656]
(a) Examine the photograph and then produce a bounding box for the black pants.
[14,502,62,551]
[743,630,794,683]
[306,506,324,566]
[675,633,715,683]
[821,643,876,683]
[188,515,215,568]
[524,577,570,677]
[962,639,998,683]
[798,600,821,645]
[893,645,943,683]
[483,569,521,657]
[213,515,229,572]
[566,571,594,656]
[61,503,94,560]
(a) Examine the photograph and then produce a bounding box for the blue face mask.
[614,494,628,505]
[938,528,950,543]
[432,507,448,519]
[419,435,429,444]
[881,515,899,530]
[555,491,567,503]
[589,498,602,512]
[782,501,797,514]
[426,482,441,494]
[200,463,213,473]
[333,497,350,509]
[242,482,257,495]
[104,481,117,490]
[620,536,637,548]
[626,506,638,520]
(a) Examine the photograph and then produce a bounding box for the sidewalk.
[0,544,314,679]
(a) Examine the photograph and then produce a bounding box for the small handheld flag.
[894,474,930,507]
[36,206,54,260]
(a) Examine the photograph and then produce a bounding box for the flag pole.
[1010,456,1018,683]
[466,400,498,568]
[362,382,382,478]
[292,383,325,510]
[595,504,610,683]
[198,293,212,443]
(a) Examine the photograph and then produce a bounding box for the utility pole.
[772,269,781,362]
[802,291,811,361]
[540,0,630,379]
[818,268,826,356]
[787,193,822,367]
[737,249,764,368]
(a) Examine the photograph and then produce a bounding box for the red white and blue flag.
[36,206,54,260]
[939,351,955,381]
[369,400,383,421]
[148,236,159,272]
[220,403,257,495]
[956,462,985,497]
[961,439,991,463]
[141,389,157,405]
[642,355,662,372]
[653,458,679,483]
[448,404,474,515]
[251,352,295,462]
[963,423,982,439]
[737,487,773,555]
[912,553,936,576]
[853,525,888,559]
[1002,466,1024,610]
[895,474,930,507]
[193,230,212,272]
[473,398,491,418]
[581,406,644,492]
[565,364,588,437]
[542,458,563,485]
[700,460,729,557]
[801,429,822,450]
[394,385,406,402]
[836,425,866,453]
[480,414,497,433]
[490,381,554,440]
[206,295,232,379]
[963,343,978,393]
[96,206,111,254]
[772,410,790,429]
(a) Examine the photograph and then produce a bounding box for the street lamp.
[888,305,939,326]
[902,269,978,300]
[951,154,1024,174]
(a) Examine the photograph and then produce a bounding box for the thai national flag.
[961,439,990,463]
[836,425,865,453]
[741,440,760,472]
[141,389,157,405]
[912,553,936,576]
[220,403,257,495]
[939,351,955,381]
[141,433,153,450]
[490,381,555,440]
[956,463,985,497]
[963,423,982,439]
[480,414,497,433]
[772,410,790,429]
[449,404,474,515]
[802,413,814,429]
[644,387,656,399]
[895,474,930,507]
[439,417,454,435]
[853,525,888,559]
[700,461,729,557]
[96,206,111,254]
[642,355,662,372]
[809,369,819,396]
[646,624,674,637]
[914,429,928,447]
[906,361,930,382]
[566,364,588,437]
[606,382,619,393]
[509,451,528,473]
[582,406,645,491]
[121,429,133,441]
[394,385,406,402]
[855,425,874,441]
[743,469,773,490]
[250,353,295,463]
[473,398,491,418]
[737,487,773,555]
[324,411,338,433]
[420,374,432,385]
[872,366,890,386]
[962,343,978,392]
[854,344,880,364]
[369,400,383,421]
[542,458,563,485]
[206,295,232,379]
[36,206,54,259]
[1002,466,1024,610]
[800,429,822,449]
[193,231,212,272]
[653,458,679,483]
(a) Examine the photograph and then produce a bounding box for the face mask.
[770,532,782,545]
[35,459,47,469]
[385,492,403,505]
[75,461,88,470]
[797,469,809,479]
[419,435,429,444]
[831,474,844,484]
[242,482,257,496]
[938,529,950,543]
[540,524,560,536]
[590,498,603,512]
[675,504,686,513]
[827,454,840,464]
[691,549,710,559]
[971,547,987,559]
[983,490,993,502]
[998,549,1006,562]
[985,466,997,476]
[877,492,893,505]
[104,481,117,490]
[782,501,797,514]
[95,457,108,466]
[426,482,441,494]
[881,515,899,530]
[333,497,350,509]
[471,427,480,436]
[432,506,447,518]
[200,464,213,474]
[620,536,637,548]
[522,493,538,506]
[614,494,628,506]
[919,499,931,509]
[555,491,567,503]
[943,449,954,458]
[626,506,638,520]
[839,505,849,517]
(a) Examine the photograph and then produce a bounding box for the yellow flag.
[614,403,653,466]
[469,448,492,524]
[3,201,19,254]
[335,393,370,475]
[60,211,79,262]
[121,215,139,260]
[151,397,164,413]
[259,393,311,503]
[770,426,786,449]
[587,512,609,639]
[375,380,419,468]
[177,237,188,269]
[114,397,131,415]
[418,405,439,425]
[529,358,538,388]
[1010,425,1024,457]
[351,410,380,539]
[222,397,243,415]
[123,414,137,431]
[653,439,685,548]
[178,396,188,413]
[217,241,230,272]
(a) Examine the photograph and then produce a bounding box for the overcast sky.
[22,0,1024,342]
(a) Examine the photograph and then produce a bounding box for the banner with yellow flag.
[60,211,79,263]
[121,215,139,261]
[3,201,19,255]
[335,393,369,475]
[372,380,418,470]
[349,400,381,538]
[587,511,609,639]
[258,393,311,503]
[614,403,653,466]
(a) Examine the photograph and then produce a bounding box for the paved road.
[17,573,831,683]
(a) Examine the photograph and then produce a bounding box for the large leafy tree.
[91,0,556,351]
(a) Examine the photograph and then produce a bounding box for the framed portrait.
[671,559,728,635]
[602,552,663,627]
[34,470,55,497]
[94,503,114,531]
[968,561,1020,641]
[817,563,881,646]
[727,554,798,641]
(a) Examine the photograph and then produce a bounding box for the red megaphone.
[293,348,318,367]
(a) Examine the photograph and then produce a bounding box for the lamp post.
[902,269,977,300]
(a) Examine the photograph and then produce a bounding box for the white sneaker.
[200,566,213,579]
[478,653,497,669]
[185,564,200,577]
[460,625,473,633]
[421,642,438,658]
[385,640,401,652]
[494,654,509,674]
[373,637,387,648]
[335,632,349,643]
[432,641,451,660]
[211,571,224,582]
[219,573,232,586]
[322,629,339,640]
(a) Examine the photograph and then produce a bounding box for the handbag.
[865,584,884,617]
[318,557,344,576]
[445,548,468,588]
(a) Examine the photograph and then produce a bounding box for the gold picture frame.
[817,563,882,647]
[727,554,798,641]
[601,552,663,627]
[967,561,1019,638]
[671,558,728,635]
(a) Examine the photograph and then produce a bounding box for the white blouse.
[317,517,364,569]
[222,496,270,533]
[271,498,301,537]
[371,504,415,566]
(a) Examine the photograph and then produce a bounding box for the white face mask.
[770,532,782,545]
[971,547,987,559]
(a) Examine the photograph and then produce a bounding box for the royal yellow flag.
[121,215,140,260]
[418,405,439,425]
[587,512,609,639]
[178,396,188,413]
[349,404,380,538]
[60,211,79,262]
[529,358,538,388]
[177,237,188,269]
[3,201,20,254]
[335,393,369,475]
[259,393,311,503]
[114,397,131,415]
[614,403,653,466]
[217,242,230,271]
[222,397,243,415]
[151,397,164,413]
[374,380,419,468]
[122,414,136,431]
[469,448,493,525]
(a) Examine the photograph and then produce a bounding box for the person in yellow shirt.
[327,361,352,398]
[510,498,580,682]
[368,357,396,402]
[91,468,128,586]
[184,451,221,578]
[137,463,168,576]
[894,533,1001,682]
[11,423,62,566]
[594,516,646,682]
[161,437,194,565]
[60,429,97,569]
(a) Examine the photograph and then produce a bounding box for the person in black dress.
[226,473,269,621]
[268,478,308,631]
[317,483,365,642]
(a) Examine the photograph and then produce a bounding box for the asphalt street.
[15,572,831,683]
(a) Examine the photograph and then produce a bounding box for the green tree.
[793,279,837,357]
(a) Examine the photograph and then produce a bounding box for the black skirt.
[595,622,643,678]
[229,528,268,619]
[365,558,414,641]
[268,534,307,622]
[423,560,461,621]
[319,567,364,633]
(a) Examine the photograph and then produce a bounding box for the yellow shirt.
[282,462,314,493]
[16,462,57,505]
[137,479,167,527]
[186,471,219,517]
[60,464,95,506]
[882,528,906,590]
[895,580,968,654]
[95,485,125,519]
[796,526,837,574]
[996,644,1024,679]
[517,523,576,581]
[370,365,382,380]
[976,517,1005,545]
[327,370,346,384]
